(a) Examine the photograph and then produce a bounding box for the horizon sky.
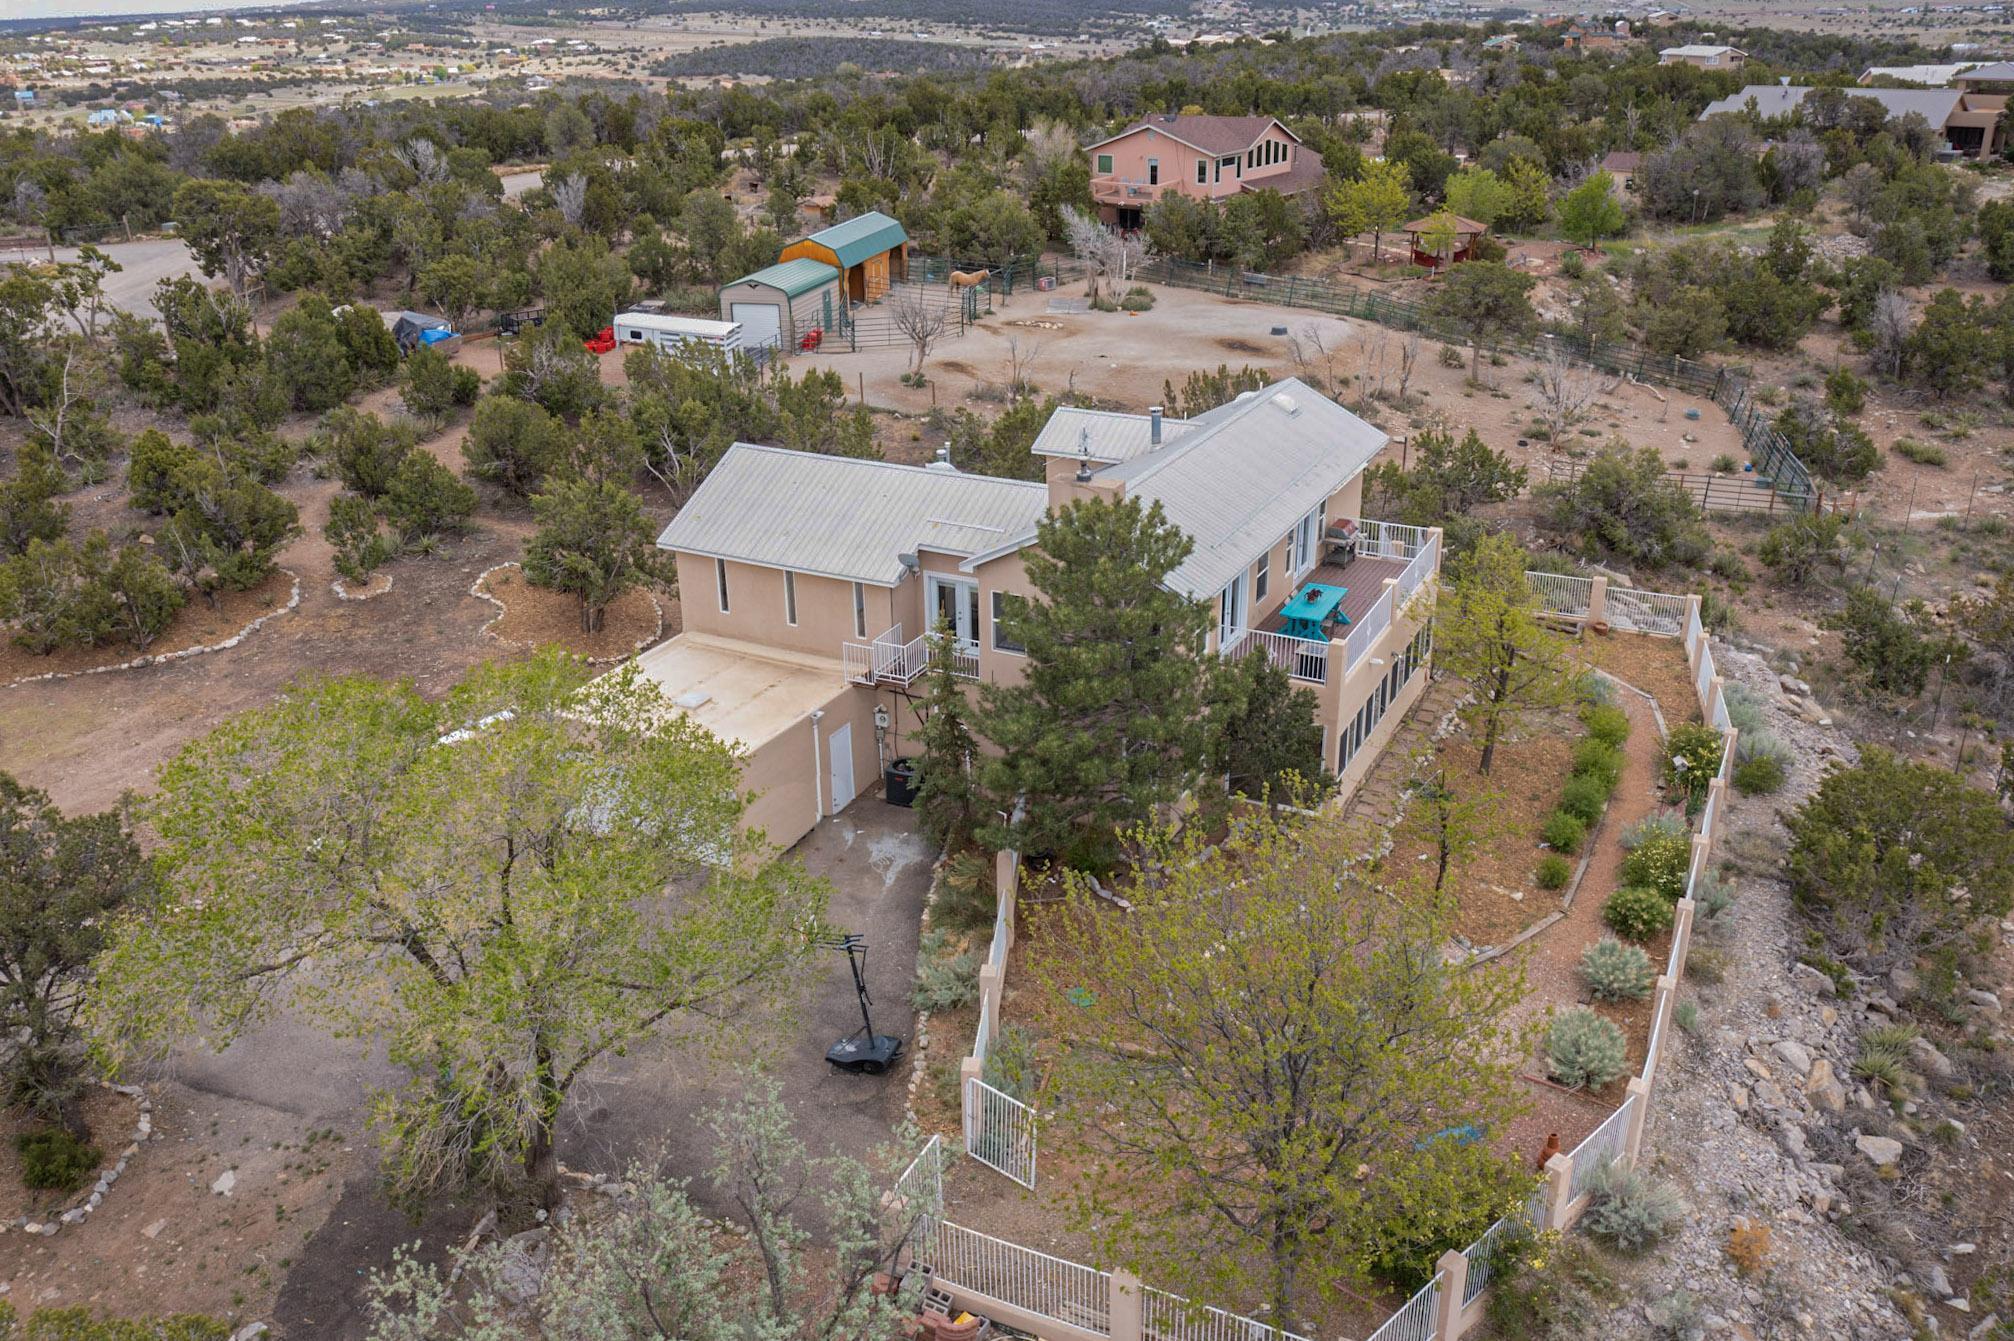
[10,0,296,19]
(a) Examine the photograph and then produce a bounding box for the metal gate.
[1606,587,1688,636]
[965,1077,1038,1188]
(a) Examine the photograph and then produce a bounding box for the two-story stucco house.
[643,379,1441,848]
[1085,114,1327,231]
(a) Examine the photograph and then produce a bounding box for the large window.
[991,591,1026,654]
[1217,573,1247,653]
[1291,504,1323,574]
[1337,625,1433,775]
[716,558,730,614]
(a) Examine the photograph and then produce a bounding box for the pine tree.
[914,619,981,852]
[1208,649,1329,808]
[975,496,1211,865]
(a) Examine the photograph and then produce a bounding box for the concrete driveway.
[266,793,933,1338]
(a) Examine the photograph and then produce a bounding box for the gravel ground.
[1590,638,1910,1340]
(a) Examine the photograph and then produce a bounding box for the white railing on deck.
[842,640,875,684]
[1141,1287,1311,1341]
[1341,588,1393,675]
[1684,601,1703,651]
[1223,627,1330,683]
[932,1222,1113,1334]
[1364,1274,1440,1341]
[1353,518,1433,560]
[1568,1097,1635,1201]
[1395,530,1439,608]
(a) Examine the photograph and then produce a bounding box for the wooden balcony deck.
[1258,554,1409,638]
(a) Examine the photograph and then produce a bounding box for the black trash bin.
[885,757,918,807]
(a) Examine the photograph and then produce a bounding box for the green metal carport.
[717,258,842,353]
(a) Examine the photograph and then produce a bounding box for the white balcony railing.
[842,623,978,685]
[1220,626,1330,684]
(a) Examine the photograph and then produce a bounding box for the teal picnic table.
[1278,582,1348,640]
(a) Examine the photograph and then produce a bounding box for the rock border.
[8,1082,154,1239]
[332,572,394,602]
[470,562,665,666]
[1,570,303,692]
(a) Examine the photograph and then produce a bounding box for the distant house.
[12,89,34,108]
[1481,34,1521,52]
[85,108,130,127]
[1084,113,1326,230]
[1859,63,1979,86]
[1699,83,2006,159]
[1599,150,1642,195]
[1660,44,1746,69]
[1563,23,1624,52]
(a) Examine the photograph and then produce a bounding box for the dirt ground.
[796,281,1743,485]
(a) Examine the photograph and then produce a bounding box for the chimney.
[1149,405,1163,445]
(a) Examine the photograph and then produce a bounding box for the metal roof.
[1957,61,2014,82]
[798,212,909,270]
[1700,84,1964,125]
[728,258,840,299]
[656,445,1047,586]
[1101,379,1388,599]
[1860,63,1977,85]
[1029,408,1196,464]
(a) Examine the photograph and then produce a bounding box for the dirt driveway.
[262,793,932,1339]
[795,281,1742,481]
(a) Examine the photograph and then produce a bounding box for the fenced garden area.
[901,571,1740,1341]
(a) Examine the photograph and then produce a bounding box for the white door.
[926,576,981,649]
[828,721,856,814]
[731,301,782,352]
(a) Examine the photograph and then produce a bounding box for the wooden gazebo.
[1405,212,1488,270]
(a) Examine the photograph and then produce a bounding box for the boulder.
[1889,966,1921,1002]
[497,1227,551,1305]
[1965,988,2002,1013]
[1791,963,1836,998]
[1908,1036,1956,1080]
[1805,1059,1847,1112]
[1772,1039,1815,1077]
[1855,1134,1904,1168]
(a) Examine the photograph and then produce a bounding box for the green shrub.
[1580,703,1630,749]
[1484,1235,1621,1341]
[1620,830,1691,901]
[1693,871,1736,923]
[1687,943,1729,982]
[1620,814,1686,851]
[1580,1157,1685,1252]
[1579,937,1655,1001]
[1542,810,1586,855]
[1571,738,1624,788]
[1853,1038,1909,1092]
[1557,775,1609,827]
[1674,1000,1700,1032]
[911,927,979,1012]
[1604,885,1674,941]
[933,850,996,931]
[1535,853,1572,890]
[1119,286,1155,311]
[983,1022,1040,1103]
[1546,1007,1628,1089]
[1661,722,1725,812]
[1733,754,1785,795]
[1090,296,1119,313]
[16,1127,100,1193]
[1893,437,1948,467]
[1711,453,1740,474]
[1723,683,1766,735]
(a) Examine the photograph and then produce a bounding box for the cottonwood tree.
[888,287,950,376]
[1,776,158,1136]
[366,1076,922,1341]
[976,496,1212,865]
[1557,172,1625,251]
[1325,159,1411,262]
[1532,345,1606,442]
[1436,532,1580,774]
[1034,811,1531,1330]
[88,653,828,1211]
[1062,206,1151,304]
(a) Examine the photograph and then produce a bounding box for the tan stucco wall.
[674,552,901,662]
[737,682,885,849]
[1091,122,1304,200]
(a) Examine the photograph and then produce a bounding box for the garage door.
[731,302,782,352]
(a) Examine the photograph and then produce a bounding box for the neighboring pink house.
[1085,114,1327,229]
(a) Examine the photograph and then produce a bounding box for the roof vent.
[673,691,712,711]
[926,444,958,472]
[1233,389,1259,403]
[1273,392,1300,416]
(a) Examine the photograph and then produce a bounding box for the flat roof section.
[630,633,849,755]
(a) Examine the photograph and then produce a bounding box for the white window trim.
[716,558,730,614]
[784,570,797,626]
[1217,572,1246,653]
[991,590,1026,655]
[1255,550,1271,603]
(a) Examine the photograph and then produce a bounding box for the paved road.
[498,168,544,200]
[1,237,202,319]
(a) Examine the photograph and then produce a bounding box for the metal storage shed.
[779,211,909,305]
[383,309,453,354]
[717,259,841,353]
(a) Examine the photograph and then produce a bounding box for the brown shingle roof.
[1600,151,1643,173]
[1087,114,1298,157]
[1245,146,1327,196]
[1403,213,1489,235]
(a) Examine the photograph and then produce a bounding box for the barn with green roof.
[717,257,842,353]
[777,210,909,305]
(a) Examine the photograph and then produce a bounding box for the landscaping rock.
[1856,1135,1904,1168]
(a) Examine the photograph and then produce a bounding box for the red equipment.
[584,325,616,354]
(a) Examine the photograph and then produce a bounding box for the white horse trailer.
[612,312,744,356]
